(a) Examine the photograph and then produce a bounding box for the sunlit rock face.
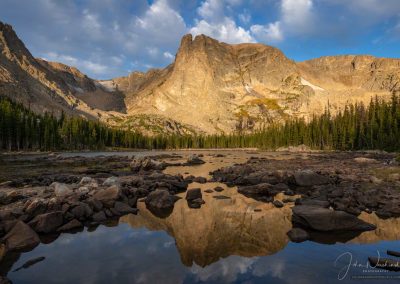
[2,19,399,135]
[121,184,292,267]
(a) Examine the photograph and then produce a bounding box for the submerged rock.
[145,189,179,217]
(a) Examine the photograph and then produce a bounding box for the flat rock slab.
[292,205,376,232]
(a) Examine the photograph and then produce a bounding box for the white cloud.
[281,0,314,33]
[190,0,254,44]
[238,10,251,24]
[163,52,174,59]
[191,18,254,44]
[133,0,187,45]
[251,21,283,42]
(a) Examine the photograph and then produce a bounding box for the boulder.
[2,221,40,251]
[292,205,376,232]
[145,190,179,217]
[70,202,93,220]
[287,228,310,243]
[103,176,119,187]
[28,211,64,233]
[273,200,284,208]
[93,185,121,207]
[186,155,205,165]
[0,191,25,205]
[186,188,202,201]
[214,186,224,192]
[114,201,137,215]
[57,219,83,232]
[52,182,73,198]
[86,198,103,211]
[79,177,96,186]
[130,157,166,172]
[24,198,47,217]
[92,211,107,222]
[193,176,207,184]
[293,170,329,187]
[188,198,205,209]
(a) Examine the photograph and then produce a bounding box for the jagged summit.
[1,22,399,135]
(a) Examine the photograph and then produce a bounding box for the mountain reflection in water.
[2,151,400,283]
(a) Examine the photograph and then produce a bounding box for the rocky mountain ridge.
[1,21,399,135]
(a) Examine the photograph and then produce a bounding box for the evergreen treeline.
[1,94,399,151]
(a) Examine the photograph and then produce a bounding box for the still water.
[2,151,400,283]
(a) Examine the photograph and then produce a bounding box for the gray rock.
[214,186,224,192]
[273,200,284,208]
[70,202,93,220]
[186,188,202,201]
[92,211,107,222]
[186,155,205,165]
[145,189,177,213]
[28,211,64,233]
[193,177,207,184]
[57,219,82,232]
[2,221,40,251]
[287,228,310,243]
[114,201,137,215]
[294,170,329,187]
[292,205,376,232]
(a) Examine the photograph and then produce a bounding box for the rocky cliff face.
[0,21,125,121]
[1,21,399,135]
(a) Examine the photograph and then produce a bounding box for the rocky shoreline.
[0,151,399,281]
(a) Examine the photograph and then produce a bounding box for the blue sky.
[1,0,399,79]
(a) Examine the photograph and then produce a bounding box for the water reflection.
[121,183,292,267]
[2,151,400,283]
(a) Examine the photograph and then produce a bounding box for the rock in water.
[293,170,330,186]
[2,221,40,251]
[57,219,83,232]
[114,201,137,215]
[368,257,400,271]
[287,228,310,243]
[13,256,45,272]
[292,205,376,232]
[186,155,205,165]
[186,188,205,209]
[186,188,202,200]
[145,189,179,217]
[28,211,64,233]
